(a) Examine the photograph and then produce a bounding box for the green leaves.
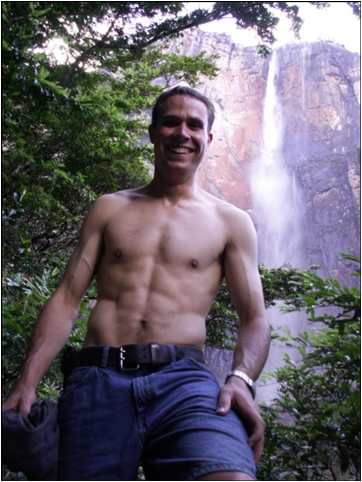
[38,65,69,98]
[208,260,360,479]
[206,281,239,349]
[257,260,360,480]
[3,2,220,276]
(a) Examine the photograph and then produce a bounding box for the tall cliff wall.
[169,30,360,403]
[176,30,360,282]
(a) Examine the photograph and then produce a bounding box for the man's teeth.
[170,147,192,153]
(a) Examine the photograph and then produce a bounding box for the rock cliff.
[176,30,360,283]
[174,30,360,402]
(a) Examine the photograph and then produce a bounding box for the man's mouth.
[167,146,194,154]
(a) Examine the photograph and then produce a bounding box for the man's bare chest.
[103,202,226,268]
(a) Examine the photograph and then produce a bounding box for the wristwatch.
[225,369,256,399]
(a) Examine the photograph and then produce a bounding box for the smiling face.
[149,95,213,184]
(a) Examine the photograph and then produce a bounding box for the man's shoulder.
[86,190,134,225]
[94,188,142,209]
[96,188,136,202]
[203,194,256,244]
[201,191,252,225]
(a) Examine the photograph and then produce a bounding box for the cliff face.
[276,43,360,280]
[180,32,267,209]
[174,31,360,403]
[178,30,360,282]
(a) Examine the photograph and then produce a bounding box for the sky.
[46,2,360,63]
[192,1,360,53]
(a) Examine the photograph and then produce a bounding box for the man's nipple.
[191,258,199,269]
[114,249,123,260]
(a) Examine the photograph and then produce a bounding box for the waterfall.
[250,50,303,268]
[248,50,307,404]
[300,45,308,110]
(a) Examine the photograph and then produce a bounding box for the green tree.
[2,2,218,274]
[206,257,360,480]
[257,256,360,480]
[206,264,312,348]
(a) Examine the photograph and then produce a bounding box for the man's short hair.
[151,86,215,132]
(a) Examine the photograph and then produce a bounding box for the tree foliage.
[257,256,360,480]
[207,256,360,480]
[2,1,218,273]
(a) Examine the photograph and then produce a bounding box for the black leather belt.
[61,344,204,376]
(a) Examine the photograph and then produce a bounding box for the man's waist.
[85,311,207,348]
[61,343,204,375]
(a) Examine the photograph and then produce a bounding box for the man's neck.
[145,175,199,204]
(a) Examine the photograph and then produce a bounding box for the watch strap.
[226,369,256,399]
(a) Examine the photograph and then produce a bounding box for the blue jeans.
[58,357,256,480]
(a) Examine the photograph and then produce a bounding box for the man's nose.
[174,122,190,139]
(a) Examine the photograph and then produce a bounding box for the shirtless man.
[3,86,270,481]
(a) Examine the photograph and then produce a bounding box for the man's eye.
[189,122,202,129]
[162,118,178,127]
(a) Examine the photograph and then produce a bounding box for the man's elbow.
[48,287,81,321]
[250,312,271,337]
[259,312,271,335]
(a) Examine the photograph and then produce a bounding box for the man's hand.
[2,384,36,417]
[217,376,265,463]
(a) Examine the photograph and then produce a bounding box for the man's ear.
[148,125,155,144]
[208,132,213,144]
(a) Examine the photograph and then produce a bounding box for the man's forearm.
[232,315,271,381]
[218,314,270,462]
[16,291,79,390]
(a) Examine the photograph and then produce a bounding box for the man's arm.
[2,195,115,416]
[217,207,270,463]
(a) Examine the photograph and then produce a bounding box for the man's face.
[149,95,213,180]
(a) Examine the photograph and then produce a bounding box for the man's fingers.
[248,424,265,446]
[2,393,20,412]
[217,383,266,462]
[248,419,265,463]
[248,420,265,462]
[217,386,232,415]
[245,412,265,447]
[250,433,264,463]
[20,390,36,416]
[19,399,32,417]
[2,388,36,416]
[234,393,261,427]
[232,392,265,462]
[2,400,15,412]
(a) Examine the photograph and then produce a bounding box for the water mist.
[250,50,303,268]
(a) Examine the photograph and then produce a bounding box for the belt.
[61,344,204,375]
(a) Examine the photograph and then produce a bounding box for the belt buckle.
[150,343,160,364]
[119,346,140,371]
